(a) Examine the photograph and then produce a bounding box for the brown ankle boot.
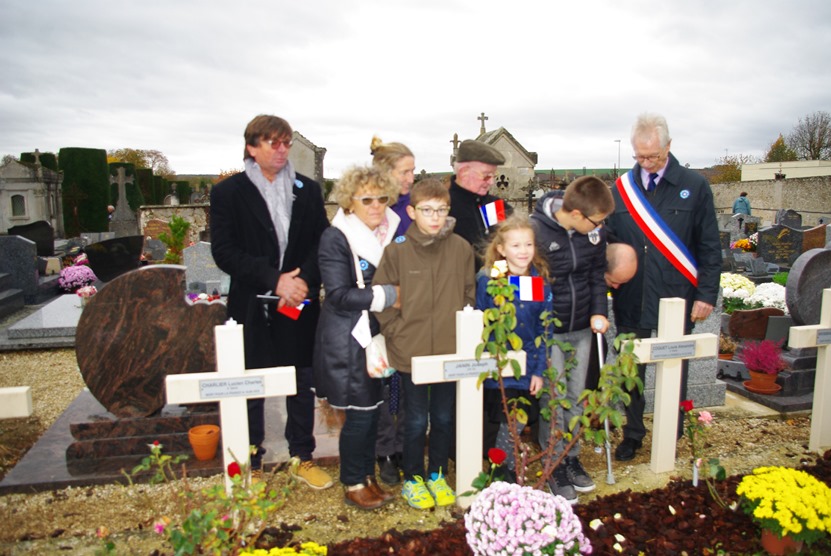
[365,476,395,505]
[344,483,385,510]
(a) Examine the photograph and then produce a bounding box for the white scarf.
[331,207,400,266]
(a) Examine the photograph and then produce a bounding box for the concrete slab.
[0,386,32,418]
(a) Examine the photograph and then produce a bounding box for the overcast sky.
[2,0,829,178]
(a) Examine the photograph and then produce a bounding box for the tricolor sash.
[480,199,506,228]
[616,171,698,287]
[509,275,545,301]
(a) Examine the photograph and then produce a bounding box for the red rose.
[679,400,694,413]
[488,448,507,465]
[227,462,241,478]
[153,440,160,446]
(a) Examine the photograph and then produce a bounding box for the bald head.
[605,243,637,289]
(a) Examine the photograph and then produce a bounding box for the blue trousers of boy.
[400,372,455,481]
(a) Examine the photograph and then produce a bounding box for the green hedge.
[20,151,59,171]
[59,147,110,236]
[136,168,155,204]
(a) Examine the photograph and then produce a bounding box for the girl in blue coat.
[476,215,551,482]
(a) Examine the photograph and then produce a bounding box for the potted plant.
[718,334,738,360]
[738,339,786,392]
[736,466,831,554]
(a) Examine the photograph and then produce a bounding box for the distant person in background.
[732,192,751,215]
[107,205,115,221]
[369,136,416,486]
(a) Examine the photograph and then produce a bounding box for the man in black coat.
[604,113,721,462]
[448,139,511,270]
[210,115,333,489]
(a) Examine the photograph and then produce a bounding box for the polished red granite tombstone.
[75,265,227,418]
[728,307,785,340]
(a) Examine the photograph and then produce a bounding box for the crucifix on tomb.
[411,306,526,508]
[477,112,488,135]
[788,288,831,453]
[628,297,718,474]
[166,318,297,492]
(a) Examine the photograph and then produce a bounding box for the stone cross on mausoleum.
[477,112,488,135]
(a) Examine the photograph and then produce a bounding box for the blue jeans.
[538,327,592,460]
[400,373,455,481]
[339,407,380,485]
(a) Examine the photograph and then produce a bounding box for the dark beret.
[456,140,505,165]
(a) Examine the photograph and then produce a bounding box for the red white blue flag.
[616,171,698,287]
[479,199,506,228]
[278,299,309,320]
[509,275,545,301]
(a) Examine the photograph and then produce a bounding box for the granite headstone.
[775,209,803,229]
[756,225,802,266]
[802,224,828,253]
[728,307,786,340]
[8,220,55,256]
[75,265,227,418]
[785,248,831,326]
[183,242,229,295]
[144,238,168,261]
[0,235,38,302]
[85,236,144,282]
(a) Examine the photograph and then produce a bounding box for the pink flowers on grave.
[465,481,592,555]
[58,264,97,293]
[698,410,713,426]
[77,285,97,299]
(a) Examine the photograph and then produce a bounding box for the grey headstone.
[743,217,760,237]
[719,231,733,270]
[749,256,769,276]
[733,251,753,270]
[8,220,55,256]
[183,242,229,296]
[144,238,168,261]
[775,209,802,229]
[785,248,831,325]
[756,224,802,266]
[765,315,794,345]
[0,235,38,302]
[85,236,144,282]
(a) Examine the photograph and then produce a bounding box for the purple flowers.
[58,264,97,293]
[465,482,592,555]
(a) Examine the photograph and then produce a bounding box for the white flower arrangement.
[720,273,755,299]
[747,282,788,314]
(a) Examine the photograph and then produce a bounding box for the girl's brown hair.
[482,214,549,281]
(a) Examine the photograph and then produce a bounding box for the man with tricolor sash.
[448,139,512,269]
[605,113,721,462]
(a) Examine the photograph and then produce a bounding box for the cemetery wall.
[710,176,831,227]
[139,205,209,243]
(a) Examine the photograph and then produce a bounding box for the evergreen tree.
[59,147,110,236]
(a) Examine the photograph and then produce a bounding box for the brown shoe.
[344,484,385,510]
[365,476,395,505]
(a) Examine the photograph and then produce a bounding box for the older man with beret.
[449,140,510,269]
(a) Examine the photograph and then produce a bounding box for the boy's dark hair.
[409,178,450,207]
[562,176,614,217]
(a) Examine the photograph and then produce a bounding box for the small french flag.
[278,299,309,320]
[509,276,545,301]
[479,199,506,228]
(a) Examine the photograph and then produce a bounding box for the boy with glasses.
[530,175,614,504]
[373,179,475,509]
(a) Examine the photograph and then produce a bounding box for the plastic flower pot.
[760,528,803,555]
[188,424,220,461]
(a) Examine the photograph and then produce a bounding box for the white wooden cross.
[165,318,297,492]
[411,306,526,508]
[629,298,718,474]
[788,288,831,453]
[0,386,32,419]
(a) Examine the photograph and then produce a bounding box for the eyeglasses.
[352,195,389,206]
[475,170,497,181]
[414,206,450,217]
[261,137,293,149]
[632,153,663,163]
[583,213,604,228]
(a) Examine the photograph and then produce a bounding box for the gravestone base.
[782,347,818,370]
[723,378,813,412]
[777,368,816,397]
[66,407,220,476]
[717,359,749,380]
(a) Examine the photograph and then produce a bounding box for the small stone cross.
[477,112,488,135]
[109,167,135,220]
[788,288,831,453]
[629,298,718,474]
[166,318,297,491]
[411,306,526,508]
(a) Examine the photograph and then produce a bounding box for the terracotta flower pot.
[188,424,220,461]
[760,528,803,555]
[748,369,777,386]
[718,353,733,361]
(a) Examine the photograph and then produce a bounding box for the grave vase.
[759,528,803,555]
[188,424,220,461]
[748,370,777,387]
